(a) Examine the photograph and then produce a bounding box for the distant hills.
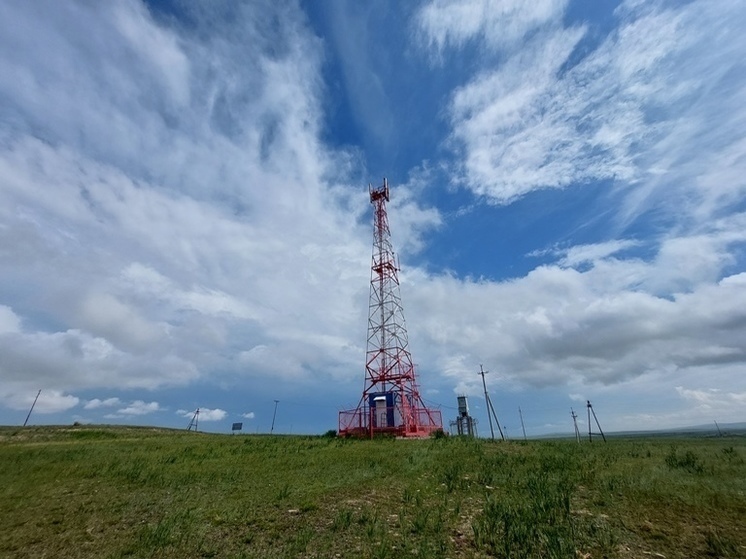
[536,422,746,440]
[609,422,746,438]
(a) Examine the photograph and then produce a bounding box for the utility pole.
[586,400,606,442]
[187,408,199,432]
[519,407,527,441]
[23,390,41,427]
[714,420,723,437]
[270,400,279,434]
[479,365,495,440]
[571,408,581,443]
[478,365,505,441]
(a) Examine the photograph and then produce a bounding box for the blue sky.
[1,0,745,436]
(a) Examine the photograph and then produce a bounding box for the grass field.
[1,426,744,558]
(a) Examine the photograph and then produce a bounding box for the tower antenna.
[339,179,442,438]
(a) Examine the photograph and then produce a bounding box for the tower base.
[339,404,442,439]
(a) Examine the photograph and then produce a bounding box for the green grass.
[1,426,745,558]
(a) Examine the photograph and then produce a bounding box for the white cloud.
[119,263,257,321]
[319,3,395,151]
[84,397,121,410]
[200,408,227,421]
[0,305,21,334]
[425,0,746,225]
[398,1,746,431]
[407,252,746,395]
[77,292,167,353]
[0,389,79,414]
[0,320,199,395]
[557,240,640,268]
[110,2,191,107]
[0,1,380,400]
[177,407,226,422]
[417,0,567,55]
[35,391,80,413]
[2,0,745,436]
[447,26,598,203]
[386,171,443,257]
[241,412,255,419]
[115,400,161,416]
[676,386,746,411]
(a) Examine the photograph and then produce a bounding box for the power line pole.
[714,420,723,437]
[571,408,581,443]
[23,390,41,427]
[187,408,199,432]
[479,365,494,440]
[519,407,527,441]
[586,400,606,442]
[270,399,279,434]
[478,365,505,441]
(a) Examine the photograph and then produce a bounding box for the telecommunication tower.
[339,179,442,438]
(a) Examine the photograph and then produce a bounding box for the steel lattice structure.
[339,179,442,438]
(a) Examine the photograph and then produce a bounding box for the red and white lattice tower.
[339,179,442,438]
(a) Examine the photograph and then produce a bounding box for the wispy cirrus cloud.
[418,0,746,229]
[417,0,567,55]
[402,1,746,431]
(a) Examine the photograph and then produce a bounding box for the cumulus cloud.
[241,412,256,419]
[35,391,81,414]
[84,397,121,410]
[407,255,746,397]
[115,400,161,416]
[0,320,199,396]
[0,389,79,414]
[177,408,226,422]
[200,408,227,421]
[676,387,746,410]
[0,0,385,401]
